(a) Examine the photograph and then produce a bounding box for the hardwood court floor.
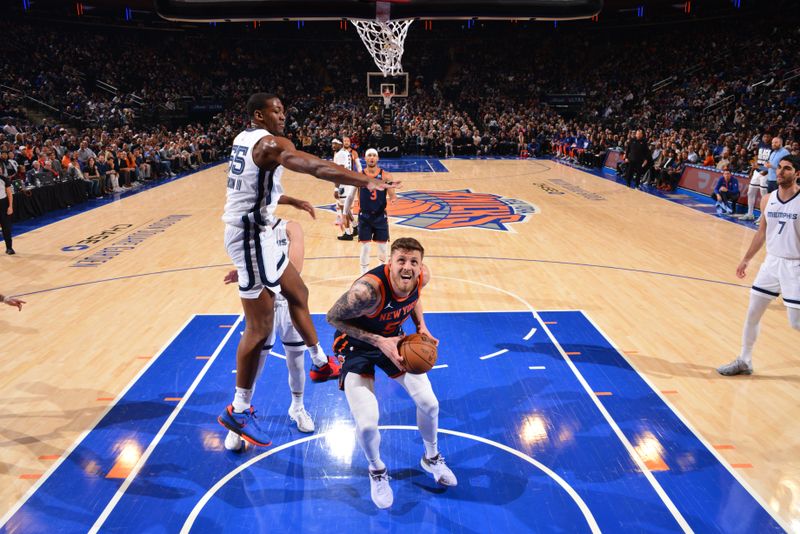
[1,158,797,527]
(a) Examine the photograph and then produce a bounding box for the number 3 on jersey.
[229,145,248,175]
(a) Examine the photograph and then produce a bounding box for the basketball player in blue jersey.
[327,237,456,509]
[343,148,397,273]
[219,93,399,448]
[718,154,800,376]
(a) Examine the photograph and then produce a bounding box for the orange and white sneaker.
[309,356,341,383]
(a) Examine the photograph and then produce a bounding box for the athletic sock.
[423,440,439,460]
[308,343,327,367]
[232,387,253,413]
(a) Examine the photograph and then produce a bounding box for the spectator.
[0,157,14,254]
[764,137,790,193]
[712,168,740,215]
[83,157,103,197]
[624,129,650,189]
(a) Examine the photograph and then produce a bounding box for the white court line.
[529,366,546,370]
[432,364,449,370]
[269,350,286,360]
[88,314,244,533]
[180,425,600,534]
[0,314,204,529]
[425,159,436,173]
[523,327,537,340]
[537,316,692,533]
[479,349,508,360]
[580,311,789,532]
[434,275,692,532]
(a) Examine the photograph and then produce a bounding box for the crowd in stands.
[1,14,798,209]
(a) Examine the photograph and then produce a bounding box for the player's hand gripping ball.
[397,333,438,374]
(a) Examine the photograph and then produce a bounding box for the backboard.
[367,72,409,98]
[155,0,603,22]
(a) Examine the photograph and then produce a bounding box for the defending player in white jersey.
[736,133,772,221]
[334,137,362,241]
[718,154,800,376]
[219,93,399,448]
[223,210,316,450]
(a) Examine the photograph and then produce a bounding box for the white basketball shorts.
[751,254,800,309]
[224,223,288,299]
[750,170,768,189]
[265,300,305,349]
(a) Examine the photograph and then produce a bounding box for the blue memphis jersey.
[334,264,422,352]
[359,168,388,214]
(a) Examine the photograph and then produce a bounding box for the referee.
[0,163,14,255]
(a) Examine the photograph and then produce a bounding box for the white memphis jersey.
[223,128,284,227]
[755,143,772,167]
[334,148,362,172]
[765,189,800,259]
[270,218,290,304]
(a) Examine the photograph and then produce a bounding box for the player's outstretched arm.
[256,136,401,191]
[737,195,769,279]
[327,278,406,370]
[278,194,315,219]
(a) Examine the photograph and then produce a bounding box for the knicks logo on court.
[324,189,537,231]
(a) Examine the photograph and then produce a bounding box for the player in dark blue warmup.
[344,148,396,274]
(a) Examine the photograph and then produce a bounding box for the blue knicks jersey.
[359,169,388,215]
[333,264,422,352]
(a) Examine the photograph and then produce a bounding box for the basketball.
[398,333,437,374]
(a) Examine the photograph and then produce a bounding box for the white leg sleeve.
[285,347,306,395]
[377,242,388,264]
[344,373,385,471]
[788,306,800,331]
[739,293,772,365]
[394,373,439,457]
[360,242,371,274]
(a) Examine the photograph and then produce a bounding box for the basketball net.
[382,88,394,107]
[351,17,413,76]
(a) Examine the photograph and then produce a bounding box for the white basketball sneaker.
[288,405,315,433]
[717,358,753,376]
[224,430,245,452]
[369,469,393,509]
[421,454,458,486]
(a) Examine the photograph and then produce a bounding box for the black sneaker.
[337,234,354,241]
[5,248,15,255]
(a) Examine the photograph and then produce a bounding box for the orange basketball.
[398,333,438,374]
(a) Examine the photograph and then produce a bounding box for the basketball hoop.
[381,87,394,107]
[350,2,412,76]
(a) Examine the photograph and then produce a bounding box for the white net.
[350,18,413,76]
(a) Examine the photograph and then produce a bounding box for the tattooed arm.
[326,277,406,370]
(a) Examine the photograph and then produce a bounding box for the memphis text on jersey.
[767,211,798,220]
